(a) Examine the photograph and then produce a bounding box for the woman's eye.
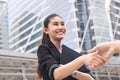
[53,23,58,26]
[52,22,64,26]
[53,22,59,26]
[61,23,64,26]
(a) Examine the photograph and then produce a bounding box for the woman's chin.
[56,37,64,41]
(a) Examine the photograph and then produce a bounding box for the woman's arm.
[54,52,107,80]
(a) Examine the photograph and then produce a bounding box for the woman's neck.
[50,39,62,53]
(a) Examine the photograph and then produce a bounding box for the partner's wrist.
[113,40,120,52]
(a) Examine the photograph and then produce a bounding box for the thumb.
[88,47,98,53]
[89,50,98,56]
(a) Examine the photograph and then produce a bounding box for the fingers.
[88,46,98,53]
[88,47,115,68]
[90,58,107,68]
[87,53,108,68]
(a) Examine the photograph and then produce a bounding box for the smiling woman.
[43,15,66,46]
[37,14,107,80]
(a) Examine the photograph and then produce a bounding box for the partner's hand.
[88,42,115,59]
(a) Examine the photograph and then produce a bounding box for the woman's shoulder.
[38,40,55,49]
[38,42,50,49]
[37,44,50,53]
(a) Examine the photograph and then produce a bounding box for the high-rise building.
[75,0,92,53]
[0,0,9,50]
[8,0,113,54]
[110,0,120,57]
[8,0,81,53]
[110,0,120,41]
[8,0,110,54]
[89,0,113,43]
[110,0,120,39]
[74,0,114,53]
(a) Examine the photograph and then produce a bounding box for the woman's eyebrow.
[51,21,58,23]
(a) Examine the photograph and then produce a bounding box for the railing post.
[22,63,27,80]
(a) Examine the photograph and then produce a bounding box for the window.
[115,2,120,8]
[77,3,83,12]
[118,18,120,23]
[80,23,84,30]
[77,0,83,3]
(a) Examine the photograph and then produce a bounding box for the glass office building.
[8,0,81,53]
[87,0,113,44]
[7,0,118,53]
[109,0,120,57]
[75,0,92,53]
[110,0,120,41]
[8,0,102,54]
[75,0,113,53]
[0,1,9,50]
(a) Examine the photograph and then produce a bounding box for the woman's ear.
[43,28,48,34]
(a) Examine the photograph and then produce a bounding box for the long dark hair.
[41,14,62,44]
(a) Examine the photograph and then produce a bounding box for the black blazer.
[37,40,91,80]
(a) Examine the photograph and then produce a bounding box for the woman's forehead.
[50,16,64,22]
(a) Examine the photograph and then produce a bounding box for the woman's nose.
[58,24,64,29]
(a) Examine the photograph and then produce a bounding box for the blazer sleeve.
[37,45,59,80]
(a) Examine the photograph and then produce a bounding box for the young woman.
[37,14,108,80]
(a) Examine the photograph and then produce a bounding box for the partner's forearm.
[111,40,120,52]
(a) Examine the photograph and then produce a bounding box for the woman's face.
[44,16,66,41]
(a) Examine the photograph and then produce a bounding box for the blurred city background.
[0,0,120,80]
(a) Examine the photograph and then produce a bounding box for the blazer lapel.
[46,41,60,63]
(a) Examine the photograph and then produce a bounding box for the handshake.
[84,40,120,68]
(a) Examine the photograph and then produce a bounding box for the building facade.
[110,0,120,40]
[8,0,113,53]
[74,0,113,53]
[109,0,120,57]
[0,1,9,50]
[89,0,113,44]
[75,0,92,53]
[8,0,80,53]
[8,0,110,54]
[0,50,37,80]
